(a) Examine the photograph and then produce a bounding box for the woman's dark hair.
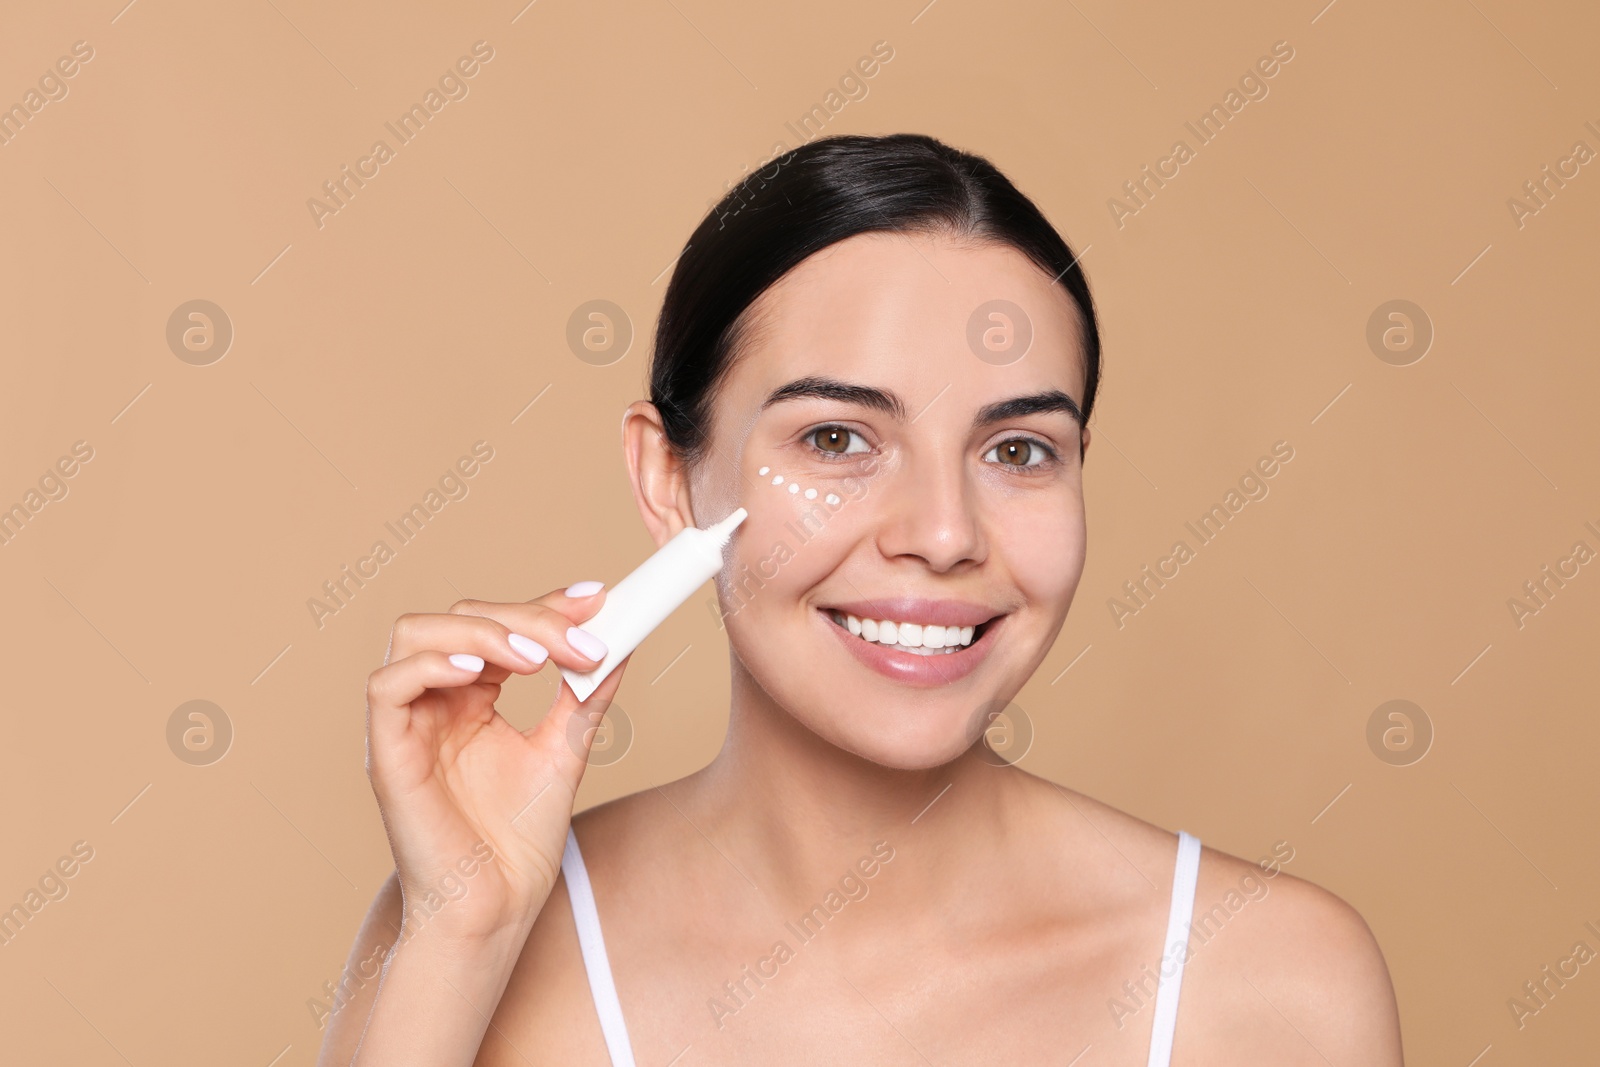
[649,132,1101,470]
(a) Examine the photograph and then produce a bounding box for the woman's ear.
[621,400,695,548]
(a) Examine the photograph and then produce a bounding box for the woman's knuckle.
[367,667,399,705]
[524,603,558,628]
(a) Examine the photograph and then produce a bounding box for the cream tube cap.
[705,506,748,544]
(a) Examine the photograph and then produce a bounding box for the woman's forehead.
[723,231,1086,411]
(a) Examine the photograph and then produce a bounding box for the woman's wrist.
[389,900,539,965]
[352,917,534,1066]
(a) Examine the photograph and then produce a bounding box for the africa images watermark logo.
[1107,40,1295,228]
[306,441,496,630]
[0,40,95,149]
[705,840,896,1030]
[306,41,496,230]
[1107,441,1296,629]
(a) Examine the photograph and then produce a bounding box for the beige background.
[2,0,1596,1062]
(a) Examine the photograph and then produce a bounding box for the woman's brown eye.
[995,439,1033,466]
[813,427,850,453]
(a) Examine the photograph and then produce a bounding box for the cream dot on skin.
[788,482,799,494]
[804,488,817,499]
[772,474,784,485]
[825,494,840,505]
[758,466,770,476]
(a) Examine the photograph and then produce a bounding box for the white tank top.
[562,826,1203,1066]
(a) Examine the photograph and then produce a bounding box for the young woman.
[320,133,1403,1065]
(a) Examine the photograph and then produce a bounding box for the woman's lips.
[817,607,1003,687]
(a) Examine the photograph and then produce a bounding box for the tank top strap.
[1146,830,1202,1067]
[562,826,637,1067]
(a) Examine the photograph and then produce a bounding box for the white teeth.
[832,611,982,653]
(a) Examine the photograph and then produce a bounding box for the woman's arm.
[325,875,537,1066]
[315,872,401,1065]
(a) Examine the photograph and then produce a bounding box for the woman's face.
[690,229,1091,770]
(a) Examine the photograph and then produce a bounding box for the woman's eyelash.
[802,425,1062,469]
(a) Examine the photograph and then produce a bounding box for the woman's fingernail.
[565,580,605,597]
[448,653,485,672]
[566,626,608,661]
[508,633,548,664]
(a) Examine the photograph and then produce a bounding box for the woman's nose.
[872,452,986,572]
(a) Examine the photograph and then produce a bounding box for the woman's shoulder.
[486,785,715,1062]
[1182,841,1403,1061]
[563,782,687,883]
[1028,778,1402,1062]
[486,800,646,1064]
[517,785,683,949]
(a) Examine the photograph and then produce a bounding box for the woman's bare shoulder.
[1021,777,1401,1062]
[477,789,682,1064]
[1183,838,1402,1063]
[1017,776,1189,878]
[566,774,718,877]
[481,840,611,1064]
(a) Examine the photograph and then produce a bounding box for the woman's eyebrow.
[975,390,1084,428]
[760,375,905,418]
[759,375,1083,427]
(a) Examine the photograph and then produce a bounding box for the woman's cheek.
[715,466,871,604]
[752,485,862,577]
[1007,498,1086,604]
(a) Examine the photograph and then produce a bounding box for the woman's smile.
[814,599,1008,686]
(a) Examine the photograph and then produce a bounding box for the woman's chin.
[812,715,981,772]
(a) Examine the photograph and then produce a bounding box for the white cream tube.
[559,506,747,703]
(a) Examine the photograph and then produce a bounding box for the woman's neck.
[673,663,1042,920]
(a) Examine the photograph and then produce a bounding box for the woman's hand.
[364,585,629,951]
